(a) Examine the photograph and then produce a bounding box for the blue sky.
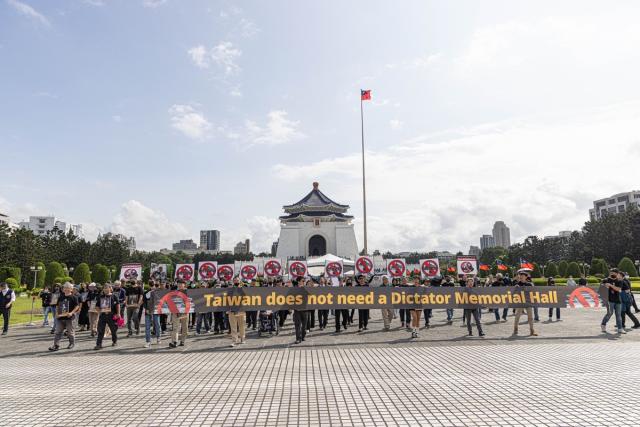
[2,0,640,252]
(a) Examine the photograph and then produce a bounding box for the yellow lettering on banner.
[512,293,522,304]
[540,293,550,304]
[378,295,387,304]
[366,292,374,305]
[391,292,401,304]
[530,292,540,304]
[205,294,213,306]
[454,292,467,304]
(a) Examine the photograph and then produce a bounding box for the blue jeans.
[145,313,161,343]
[43,306,55,325]
[548,307,560,320]
[601,302,622,330]
[494,308,508,321]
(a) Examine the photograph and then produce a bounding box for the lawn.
[8,295,45,325]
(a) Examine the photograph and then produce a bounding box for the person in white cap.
[48,283,80,351]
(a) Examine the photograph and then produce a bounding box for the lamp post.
[540,264,546,278]
[635,260,639,275]
[28,266,43,327]
[583,262,590,277]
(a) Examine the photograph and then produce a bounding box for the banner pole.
[360,94,368,255]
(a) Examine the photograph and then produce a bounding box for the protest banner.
[457,256,478,276]
[420,259,440,279]
[240,263,258,281]
[325,260,343,278]
[197,261,217,281]
[150,263,168,282]
[288,260,308,278]
[119,263,142,281]
[355,256,374,275]
[387,259,406,278]
[217,264,235,281]
[175,264,196,281]
[264,259,283,277]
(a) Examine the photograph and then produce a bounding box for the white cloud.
[389,119,403,130]
[271,101,640,253]
[187,45,208,69]
[142,0,167,8]
[168,104,212,140]
[245,110,305,146]
[246,216,280,253]
[109,200,188,250]
[187,41,242,75]
[7,0,50,27]
[239,17,260,38]
[210,41,241,75]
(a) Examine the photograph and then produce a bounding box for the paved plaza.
[2,307,640,426]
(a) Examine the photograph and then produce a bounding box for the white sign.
[119,263,142,281]
[419,258,440,279]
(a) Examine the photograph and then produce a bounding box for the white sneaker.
[155,338,161,345]
[230,342,236,348]
[619,329,627,334]
[143,342,150,348]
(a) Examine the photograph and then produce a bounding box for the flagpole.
[360,92,368,255]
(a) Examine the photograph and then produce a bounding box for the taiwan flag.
[479,263,490,271]
[447,266,456,273]
[520,259,534,270]
[496,260,508,271]
[361,89,371,101]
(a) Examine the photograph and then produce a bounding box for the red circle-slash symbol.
[198,262,216,280]
[325,262,343,277]
[217,265,234,281]
[155,291,191,315]
[568,286,600,308]
[264,260,282,277]
[356,257,373,274]
[388,260,406,277]
[421,260,439,277]
[240,265,257,280]
[123,268,139,280]
[460,261,474,274]
[176,265,194,281]
[289,261,307,278]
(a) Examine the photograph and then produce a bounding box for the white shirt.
[2,288,16,304]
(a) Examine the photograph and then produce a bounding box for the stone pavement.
[2,308,640,426]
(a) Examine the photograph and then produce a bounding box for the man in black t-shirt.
[95,283,121,349]
[48,283,80,351]
[39,287,53,327]
[601,269,624,334]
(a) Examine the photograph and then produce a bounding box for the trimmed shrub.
[558,261,569,277]
[45,262,65,286]
[5,277,18,288]
[566,262,582,278]
[617,257,638,277]
[73,263,92,284]
[92,264,109,285]
[545,262,559,277]
[53,276,74,284]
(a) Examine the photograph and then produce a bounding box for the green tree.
[0,267,21,283]
[532,263,542,278]
[93,264,110,285]
[34,261,46,289]
[5,277,18,288]
[566,261,581,278]
[73,262,92,283]
[558,260,569,277]
[545,262,559,277]
[45,261,65,286]
[617,257,638,277]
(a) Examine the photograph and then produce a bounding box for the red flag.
[479,263,490,271]
[361,89,371,101]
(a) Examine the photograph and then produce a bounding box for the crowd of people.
[0,267,638,351]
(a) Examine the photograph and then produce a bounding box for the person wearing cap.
[48,283,81,351]
[512,270,538,337]
[0,282,16,335]
[227,278,247,347]
[379,276,393,331]
[94,283,121,349]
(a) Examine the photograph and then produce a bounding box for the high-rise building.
[18,216,82,237]
[200,230,220,251]
[480,235,495,250]
[271,240,279,256]
[234,239,251,255]
[173,239,198,251]
[589,191,640,220]
[492,221,511,248]
[468,246,481,257]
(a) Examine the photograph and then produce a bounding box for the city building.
[436,251,456,263]
[589,191,640,220]
[234,239,251,255]
[172,239,198,251]
[468,246,481,257]
[159,248,231,256]
[480,234,495,250]
[544,230,576,240]
[492,221,511,248]
[98,232,136,252]
[69,224,84,238]
[276,182,358,259]
[271,240,279,256]
[18,215,82,237]
[200,230,220,251]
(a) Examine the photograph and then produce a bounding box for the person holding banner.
[125,281,143,337]
[305,279,316,332]
[379,276,393,331]
[94,283,121,350]
[463,278,485,337]
[397,277,411,330]
[333,277,349,333]
[512,271,538,337]
[409,277,423,338]
[228,278,246,347]
[317,278,330,330]
[356,275,370,332]
[143,282,162,348]
[169,281,189,348]
[292,278,308,344]
[246,280,259,331]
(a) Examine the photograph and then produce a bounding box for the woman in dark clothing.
[463,277,484,337]
[356,275,369,332]
[78,283,90,331]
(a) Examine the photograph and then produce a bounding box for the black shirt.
[607,279,621,303]
[57,294,79,316]
[491,280,504,287]
[578,278,587,286]
[126,287,143,305]
[98,294,119,315]
[39,291,51,307]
